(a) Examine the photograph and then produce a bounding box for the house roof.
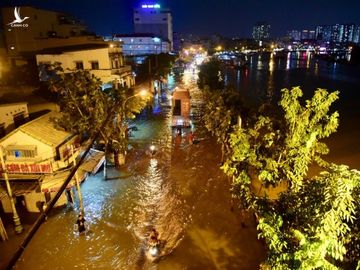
[0,111,73,147]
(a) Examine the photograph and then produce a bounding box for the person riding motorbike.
[148,228,159,247]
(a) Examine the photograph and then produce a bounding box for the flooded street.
[12,65,265,269]
[4,53,359,269]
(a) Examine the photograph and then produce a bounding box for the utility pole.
[70,145,84,215]
[0,146,23,234]
[148,58,154,95]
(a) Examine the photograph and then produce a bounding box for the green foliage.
[197,59,224,90]
[219,87,360,268]
[136,53,176,81]
[223,87,339,199]
[202,87,246,161]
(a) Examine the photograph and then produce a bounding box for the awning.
[41,148,105,193]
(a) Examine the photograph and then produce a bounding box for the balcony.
[111,65,132,76]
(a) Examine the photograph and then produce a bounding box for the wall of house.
[0,130,54,163]
[1,190,68,213]
[0,103,29,134]
[36,48,114,83]
[1,6,87,56]
[1,196,12,213]
[24,191,44,212]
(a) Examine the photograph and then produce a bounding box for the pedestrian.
[188,131,194,145]
[76,213,86,235]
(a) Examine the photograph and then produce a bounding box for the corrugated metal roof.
[0,112,73,147]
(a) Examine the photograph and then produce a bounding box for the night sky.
[1,0,360,38]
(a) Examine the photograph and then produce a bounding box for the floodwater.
[7,52,360,269]
[12,64,265,269]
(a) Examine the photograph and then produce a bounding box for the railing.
[111,65,132,75]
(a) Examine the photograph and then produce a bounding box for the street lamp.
[117,89,149,166]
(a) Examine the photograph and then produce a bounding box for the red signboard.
[1,163,52,174]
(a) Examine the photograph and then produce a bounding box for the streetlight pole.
[117,90,148,166]
[0,146,23,234]
[70,145,84,215]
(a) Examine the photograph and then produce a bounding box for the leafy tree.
[202,87,247,162]
[198,59,224,90]
[49,64,148,165]
[136,53,176,82]
[220,87,360,268]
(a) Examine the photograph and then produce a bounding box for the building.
[288,30,301,41]
[1,6,89,57]
[0,102,29,138]
[133,3,173,50]
[36,42,135,89]
[315,23,360,43]
[113,34,170,56]
[0,111,105,214]
[252,22,270,41]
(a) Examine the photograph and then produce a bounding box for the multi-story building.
[288,30,301,41]
[112,34,170,56]
[316,23,360,43]
[252,22,270,41]
[36,42,135,89]
[133,3,173,50]
[1,6,88,57]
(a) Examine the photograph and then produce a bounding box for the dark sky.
[2,0,360,37]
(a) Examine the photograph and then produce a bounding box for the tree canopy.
[203,86,360,269]
[197,59,224,90]
[49,65,148,157]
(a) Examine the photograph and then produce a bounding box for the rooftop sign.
[142,4,160,8]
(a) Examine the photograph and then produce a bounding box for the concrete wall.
[24,192,44,212]
[1,6,87,56]
[37,48,114,84]
[0,103,29,133]
[1,190,68,213]
[0,130,54,162]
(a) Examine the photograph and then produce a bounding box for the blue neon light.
[142,4,160,8]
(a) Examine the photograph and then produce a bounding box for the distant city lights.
[142,4,161,8]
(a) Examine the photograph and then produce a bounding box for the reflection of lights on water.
[269,53,274,72]
[314,62,319,76]
[286,52,291,70]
